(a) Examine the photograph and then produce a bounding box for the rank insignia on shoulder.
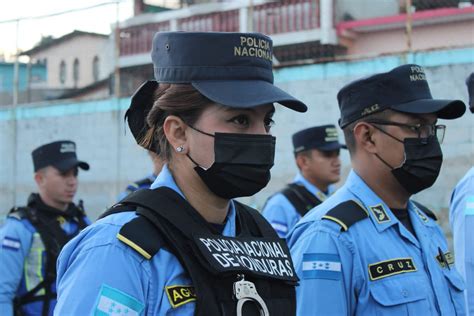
[165,285,197,308]
[368,258,417,281]
[436,251,454,269]
[370,204,390,224]
[414,208,428,223]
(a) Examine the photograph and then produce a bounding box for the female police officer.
[54,32,307,316]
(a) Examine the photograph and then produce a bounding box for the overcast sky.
[0,0,134,59]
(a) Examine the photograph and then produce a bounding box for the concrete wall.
[0,47,473,225]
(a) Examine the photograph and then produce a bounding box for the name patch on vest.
[165,285,197,308]
[368,258,417,280]
[195,235,297,281]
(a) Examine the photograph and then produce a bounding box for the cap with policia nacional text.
[32,140,90,172]
[125,32,308,147]
[467,72,474,113]
[337,64,466,128]
[292,124,344,153]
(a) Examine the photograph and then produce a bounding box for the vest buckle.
[233,274,269,316]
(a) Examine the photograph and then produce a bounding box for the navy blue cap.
[467,72,473,113]
[126,32,307,146]
[337,64,466,128]
[32,140,89,172]
[292,125,344,153]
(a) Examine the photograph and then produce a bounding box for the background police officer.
[288,64,467,315]
[262,125,343,237]
[450,72,474,315]
[0,140,90,316]
[117,150,164,201]
[54,32,306,316]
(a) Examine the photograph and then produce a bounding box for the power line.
[0,1,124,24]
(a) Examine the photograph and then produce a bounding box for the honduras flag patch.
[94,284,144,316]
[466,196,474,216]
[2,237,21,251]
[302,253,342,280]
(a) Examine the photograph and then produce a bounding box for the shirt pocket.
[369,276,432,316]
[442,268,466,315]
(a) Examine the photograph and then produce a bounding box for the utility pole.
[13,20,20,106]
[11,19,20,205]
[248,0,254,32]
[114,1,121,98]
[404,0,413,64]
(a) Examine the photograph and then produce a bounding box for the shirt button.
[402,289,408,297]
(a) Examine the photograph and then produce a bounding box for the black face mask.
[187,126,276,199]
[374,129,443,195]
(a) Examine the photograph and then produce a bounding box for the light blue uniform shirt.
[55,165,238,316]
[262,173,334,237]
[450,166,474,315]
[0,208,89,316]
[288,170,466,316]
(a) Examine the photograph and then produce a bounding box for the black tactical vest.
[9,194,88,316]
[102,187,299,316]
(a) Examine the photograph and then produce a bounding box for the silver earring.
[176,146,184,153]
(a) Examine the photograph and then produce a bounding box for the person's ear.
[353,122,378,154]
[34,169,46,187]
[295,152,310,171]
[163,115,189,155]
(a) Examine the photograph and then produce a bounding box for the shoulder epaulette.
[412,201,437,221]
[8,207,30,221]
[134,177,154,187]
[117,215,164,260]
[322,200,369,231]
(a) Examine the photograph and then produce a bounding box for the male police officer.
[0,140,90,316]
[450,72,474,315]
[288,64,467,315]
[262,125,343,237]
[117,151,164,201]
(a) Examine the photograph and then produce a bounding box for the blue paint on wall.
[0,98,128,121]
[0,62,46,92]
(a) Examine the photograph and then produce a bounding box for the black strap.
[322,200,369,231]
[412,200,437,221]
[117,188,220,237]
[281,183,322,217]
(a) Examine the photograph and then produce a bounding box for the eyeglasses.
[366,120,446,144]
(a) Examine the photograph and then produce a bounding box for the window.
[59,60,66,84]
[73,58,80,87]
[93,56,100,82]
